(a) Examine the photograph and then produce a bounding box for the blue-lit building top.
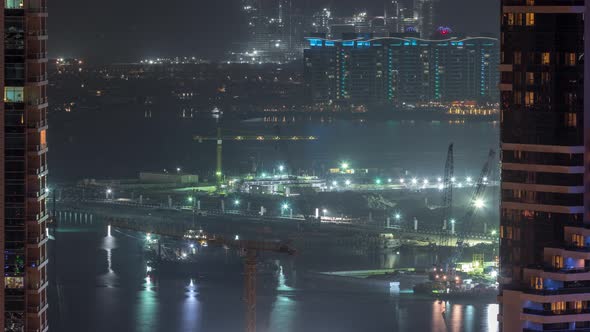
[303,34,500,106]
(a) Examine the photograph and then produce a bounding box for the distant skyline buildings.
[304,34,499,106]
[237,0,452,63]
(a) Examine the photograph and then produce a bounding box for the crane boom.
[194,135,318,142]
[460,149,496,236]
[193,127,318,187]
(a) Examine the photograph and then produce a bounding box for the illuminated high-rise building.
[1,0,50,330]
[415,0,436,38]
[304,34,499,105]
[498,1,588,331]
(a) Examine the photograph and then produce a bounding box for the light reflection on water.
[181,279,202,331]
[51,225,499,332]
[137,277,158,332]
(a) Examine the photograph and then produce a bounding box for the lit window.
[572,234,585,247]
[526,72,534,85]
[551,301,566,314]
[514,91,522,105]
[553,255,564,269]
[526,13,535,26]
[566,52,576,66]
[526,0,534,4]
[531,276,543,290]
[541,52,551,65]
[525,91,535,106]
[507,13,515,26]
[5,277,23,289]
[5,0,23,9]
[40,130,47,146]
[4,87,23,103]
[565,113,577,128]
[573,301,586,313]
[514,51,522,65]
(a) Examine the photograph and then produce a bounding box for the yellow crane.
[193,127,318,181]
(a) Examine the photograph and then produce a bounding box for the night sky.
[50,0,499,62]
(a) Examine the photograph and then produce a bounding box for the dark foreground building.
[303,33,499,106]
[1,0,50,330]
[498,1,588,331]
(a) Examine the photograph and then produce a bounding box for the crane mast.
[440,143,454,246]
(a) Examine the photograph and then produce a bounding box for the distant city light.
[411,178,418,185]
[332,181,338,186]
[466,176,473,183]
[400,178,405,184]
[278,165,285,172]
[341,162,349,169]
[395,213,401,220]
[345,180,352,186]
[437,177,442,182]
[423,179,429,185]
[234,199,240,206]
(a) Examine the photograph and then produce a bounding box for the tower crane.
[193,127,318,183]
[448,149,496,269]
[109,219,296,332]
[459,149,496,235]
[439,143,454,247]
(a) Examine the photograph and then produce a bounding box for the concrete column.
[139,195,143,205]
[221,200,225,213]
[414,217,418,231]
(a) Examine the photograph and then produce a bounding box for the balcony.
[27,211,49,225]
[27,97,48,109]
[27,190,48,202]
[27,30,48,40]
[27,257,48,270]
[26,301,48,316]
[27,119,48,132]
[26,324,49,332]
[27,232,48,248]
[27,325,49,332]
[28,165,48,178]
[27,74,48,86]
[27,52,48,62]
[28,144,48,156]
[523,307,590,316]
[26,7,48,16]
[27,279,48,294]
[526,265,590,282]
[524,329,590,332]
